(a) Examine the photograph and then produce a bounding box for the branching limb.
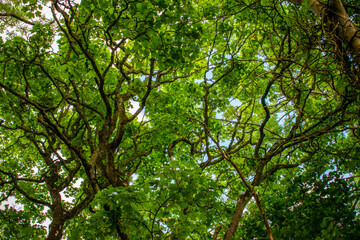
[188,117,274,240]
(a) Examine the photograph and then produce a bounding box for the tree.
[0,0,359,239]
[237,154,360,239]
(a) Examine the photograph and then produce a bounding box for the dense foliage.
[0,0,359,239]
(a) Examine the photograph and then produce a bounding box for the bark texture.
[223,190,253,240]
[291,0,360,69]
[47,217,65,240]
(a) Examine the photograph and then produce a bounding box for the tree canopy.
[0,0,359,239]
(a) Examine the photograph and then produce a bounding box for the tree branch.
[0,12,35,25]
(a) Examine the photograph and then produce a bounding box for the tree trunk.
[289,0,360,70]
[46,216,65,240]
[46,179,66,240]
[223,189,253,240]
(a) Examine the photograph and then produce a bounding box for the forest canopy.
[0,0,360,239]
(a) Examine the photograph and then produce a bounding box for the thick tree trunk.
[223,189,253,240]
[46,216,65,240]
[46,177,66,240]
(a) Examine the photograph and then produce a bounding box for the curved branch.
[0,169,51,208]
[0,12,35,25]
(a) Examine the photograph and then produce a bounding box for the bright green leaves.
[20,0,46,20]
[236,164,360,239]
[0,205,46,239]
[136,1,153,12]
[1,0,360,239]
[76,0,205,72]
[146,79,202,143]
[127,163,224,239]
